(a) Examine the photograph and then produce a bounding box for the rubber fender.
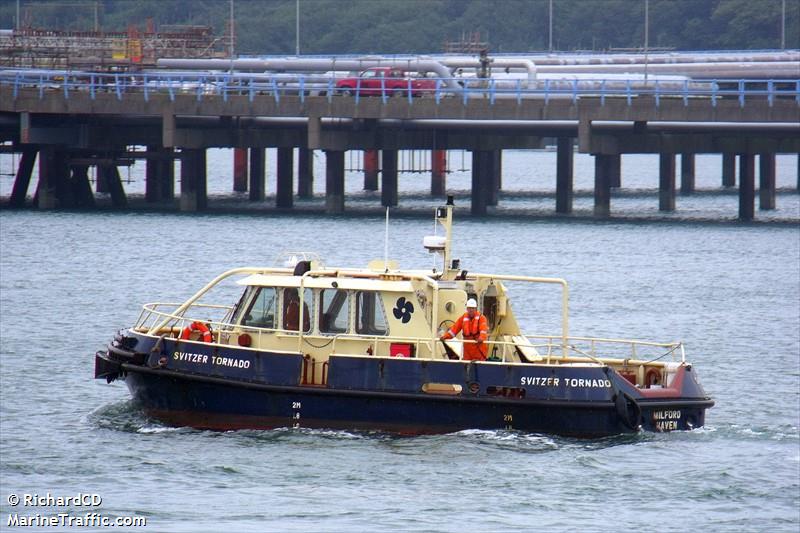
[615,391,642,431]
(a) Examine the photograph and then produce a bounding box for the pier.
[1,56,798,221]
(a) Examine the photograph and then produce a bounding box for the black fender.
[604,366,642,430]
[94,350,121,383]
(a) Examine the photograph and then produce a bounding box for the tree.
[0,0,796,53]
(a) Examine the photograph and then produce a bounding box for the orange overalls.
[442,311,489,361]
[283,297,310,331]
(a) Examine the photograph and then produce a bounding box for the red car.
[335,67,436,97]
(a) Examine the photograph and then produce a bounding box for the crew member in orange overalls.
[283,288,310,332]
[440,298,488,361]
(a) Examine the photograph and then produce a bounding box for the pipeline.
[440,57,537,87]
[531,61,800,80]
[157,57,464,92]
[512,50,800,66]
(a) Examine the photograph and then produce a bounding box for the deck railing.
[134,301,684,366]
[2,70,798,109]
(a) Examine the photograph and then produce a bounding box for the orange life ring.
[180,321,212,343]
[645,368,661,387]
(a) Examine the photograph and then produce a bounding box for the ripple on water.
[2,208,798,532]
[87,400,172,434]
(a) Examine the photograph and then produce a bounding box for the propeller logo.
[392,297,414,323]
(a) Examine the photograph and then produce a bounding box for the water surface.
[1,193,798,531]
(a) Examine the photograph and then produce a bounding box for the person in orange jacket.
[440,298,488,361]
[283,288,310,332]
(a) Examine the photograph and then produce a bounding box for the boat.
[94,198,713,436]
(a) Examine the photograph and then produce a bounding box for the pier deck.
[1,72,798,220]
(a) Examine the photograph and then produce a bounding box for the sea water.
[0,151,798,532]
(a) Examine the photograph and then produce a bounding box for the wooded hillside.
[1,0,797,55]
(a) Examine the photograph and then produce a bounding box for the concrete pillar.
[57,152,75,207]
[659,153,676,211]
[608,154,621,188]
[471,150,491,216]
[325,150,345,214]
[162,112,175,150]
[145,145,162,203]
[233,148,248,192]
[431,149,446,197]
[179,152,198,212]
[102,165,128,208]
[70,165,95,208]
[487,150,500,206]
[381,150,398,207]
[197,151,207,210]
[180,149,206,212]
[493,150,503,192]
[364,149,379,191]
[145,151,158,203]
[249,148,265,201]
[96,165,109,193]
[276,147,294,208]
[298,147,314,199]
[160,148,175,200]
[739,154,755,221]
[555,137,573,214]
[593,154,612,217]
[759,153,776,211]
[680,154,696,194]
[9,148,37,207]
[722,153,736,187]
[37,146,69,209]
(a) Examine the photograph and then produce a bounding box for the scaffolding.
[0,23,232,70]
[443,31,489,55]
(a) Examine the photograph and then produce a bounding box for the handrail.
[138,301,301,350]
[145,266,293,334]
[2,70,798,109]
[330,334,435,358]
[135,301,682,366]
[136,268,685,366]
[470,273,569,357]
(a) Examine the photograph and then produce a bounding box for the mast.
[436,198,452,268]
[424,195,459,278]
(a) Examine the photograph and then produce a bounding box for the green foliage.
[0,0,797,54]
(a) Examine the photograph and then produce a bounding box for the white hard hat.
[466,298,478,308]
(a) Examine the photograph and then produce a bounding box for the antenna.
[384,206,390,272]
[424,195,455,276]
[432,210,438,271]
[644,0,649,83]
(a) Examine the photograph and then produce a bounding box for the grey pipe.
[441,57,537,87]
[439,50,799,66]
[518,50,800,66]
[532,61,800,79]
[157,57,463,92]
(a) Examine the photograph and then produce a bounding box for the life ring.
[645,368,661,387]
[180,321,212,343]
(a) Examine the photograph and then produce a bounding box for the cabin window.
[231,286,256,326]
[483,295,498,330]
[319,289,350,334]
[242,287,277,329]
[356,291,388,335]
[282,288,312,333]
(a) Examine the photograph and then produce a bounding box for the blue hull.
[97,330,713,437]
